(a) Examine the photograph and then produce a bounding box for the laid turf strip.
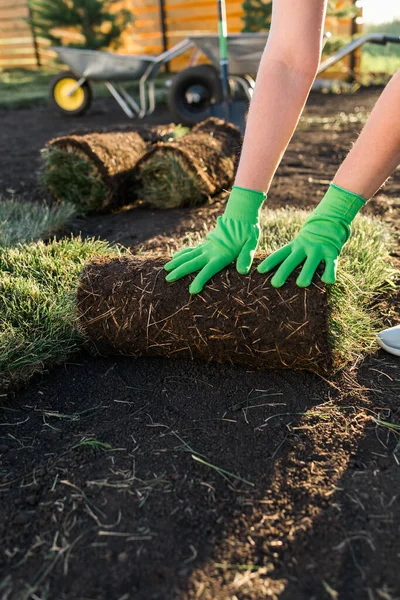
[77,256,332,374]
[41,131,148,212]
[136,118,242,209]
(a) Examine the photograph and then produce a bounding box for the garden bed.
[0,89,400,600]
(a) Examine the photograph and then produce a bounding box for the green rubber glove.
[258,183,366,287]
[165,186,267,294]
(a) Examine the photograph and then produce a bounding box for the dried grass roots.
[77,255,333,375]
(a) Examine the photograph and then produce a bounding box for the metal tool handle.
[217,0,230,119]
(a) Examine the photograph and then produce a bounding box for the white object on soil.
[378,325,400,357]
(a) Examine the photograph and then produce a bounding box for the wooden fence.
[0,0,361,76]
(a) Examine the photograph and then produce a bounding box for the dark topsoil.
[1,90,400,600]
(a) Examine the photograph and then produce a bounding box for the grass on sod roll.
[40,126,190,213]
[0,237,120,393]
[139,153,207,209]
[39,147,108,213]
[0,196,76,246]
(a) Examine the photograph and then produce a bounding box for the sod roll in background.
[77,256,332,374]
[41,131,148,213]
[136,117,242,209]
[62,123,179,145]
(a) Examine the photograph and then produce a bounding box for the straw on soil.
[40,131,148,212]
[136,117,242,209]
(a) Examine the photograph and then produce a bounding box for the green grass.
[0,196,76,246]
[0,67,168,110]
[361,53,400,76]
[0,237,120,393]
[0,68,57,110]
[139,153,207,209]
[39,147,108,213]
[0,195,119,393]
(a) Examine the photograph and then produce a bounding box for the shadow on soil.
[1,350,399,599]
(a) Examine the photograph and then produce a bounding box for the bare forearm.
[234,0,327,193]
[235,58,316,191]
[334,70,400,199]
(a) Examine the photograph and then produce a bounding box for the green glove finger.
[263,183,365,288]
[271,249,305,288]
[257,244,292,274]
[170,246,199,261]
[236,236,258,274]
[295,252,322,287]
[164,185,267,292]
[165,255,207,282]
[321,256,338,285]
[189,260,225,294]
[165,247,202,272]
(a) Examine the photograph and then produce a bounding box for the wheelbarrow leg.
[117,85,142,116]
[105,82,135,118]
[138,77,156,117]
[139,69,151,117]
[147,80,156,115]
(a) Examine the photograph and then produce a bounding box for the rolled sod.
[136,117,242,209]
[77,256,332,374]
[65,123,179,145]
[41,131,148,212]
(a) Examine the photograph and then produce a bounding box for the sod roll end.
[136,117,243,209]
[77,255,333,374]
[41,131,148,212]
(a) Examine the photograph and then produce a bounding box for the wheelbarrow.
[167,33,267,125]
[50,32,400,122]
[49,34,266,119]
[167,32,400,125]
[50,41,195,118]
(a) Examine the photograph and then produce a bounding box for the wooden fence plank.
[0,0,360,74]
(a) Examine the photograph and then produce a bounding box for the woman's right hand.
[164,186,267,294]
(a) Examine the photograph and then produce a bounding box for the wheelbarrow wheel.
[168,65,223,126]
[50,71,92,117]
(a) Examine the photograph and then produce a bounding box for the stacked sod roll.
[135,117,242,209]
[41,131,148,213]
[40,119,241,213]
[77,255,332,374]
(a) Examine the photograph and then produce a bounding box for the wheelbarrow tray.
[53,47,157,82]
[188,33,268,76]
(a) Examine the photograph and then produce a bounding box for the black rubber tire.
[167,64,223,126]
[50,70,93,117]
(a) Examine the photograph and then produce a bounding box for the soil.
[1,89,400,600]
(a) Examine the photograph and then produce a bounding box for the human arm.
[165,0,328,293]
[258,69,400,287]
